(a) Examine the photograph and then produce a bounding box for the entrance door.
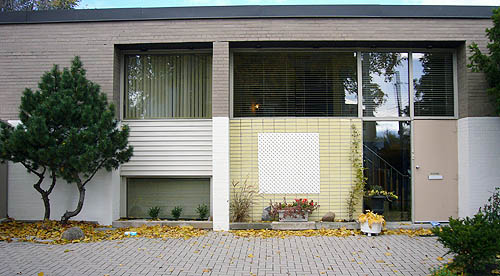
[414,120,458,222]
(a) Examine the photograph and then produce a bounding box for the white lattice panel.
[258,133,320,194]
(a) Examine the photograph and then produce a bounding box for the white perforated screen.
[258,133,320,194]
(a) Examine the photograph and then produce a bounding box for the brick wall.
[0,17,494,119]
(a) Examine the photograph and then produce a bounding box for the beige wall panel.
[0,17,494,119]
[414,120,458,222]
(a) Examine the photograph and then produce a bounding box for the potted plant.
[358,210,386,236]
[270,198,319,222]
[366,185,398,215]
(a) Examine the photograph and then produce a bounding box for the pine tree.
[0,57,133,222]
[0,62,68,220]
[469,7,500,115]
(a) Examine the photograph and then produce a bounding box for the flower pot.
[370,195,386,215]
[359,221,382,236]
[277,210,309,222]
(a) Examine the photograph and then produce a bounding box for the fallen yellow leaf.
[248,254,254,258]
[202,269,211,272]
[38,273,44,276]
[376,260,385,263]
[385,252,392,256]
[437,257,444,261]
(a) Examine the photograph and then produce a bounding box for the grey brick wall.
[212,41,229,117]
[0,17,494,119]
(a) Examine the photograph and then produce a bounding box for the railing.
[363,145,411,220]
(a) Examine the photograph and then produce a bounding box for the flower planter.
[359,221,382,236]
[278,210,309,222]
[370,195,386,215]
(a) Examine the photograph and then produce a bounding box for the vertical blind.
[413,52,454,117]
[233,52,358,117]
[125,54,212,119]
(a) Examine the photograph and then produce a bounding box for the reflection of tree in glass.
[362,53,408,117]
[413,53,454,116]
[376,122,411,175]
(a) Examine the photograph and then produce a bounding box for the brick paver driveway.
[0,232,447,276]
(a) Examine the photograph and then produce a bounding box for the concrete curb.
[112,220,212,229]
[113,220,439,231]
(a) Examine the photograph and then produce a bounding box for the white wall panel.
[121,119,213,176]
[258,133,320,194]
[458,117,500,218]
[8,162,114,225]
[212,117,230,231]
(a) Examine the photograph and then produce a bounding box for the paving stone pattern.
[0,232,448,276]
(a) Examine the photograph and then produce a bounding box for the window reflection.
[413,52,454,117]
[362,52,410,117]
[363,121,411,221]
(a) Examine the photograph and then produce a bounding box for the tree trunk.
[32,174,49,220]
[41,193,50,220]
[61,184,85,224]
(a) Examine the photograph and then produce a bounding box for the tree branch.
[81,159,107,187]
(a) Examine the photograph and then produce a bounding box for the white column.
[458,117,500,218]
[212,117,230,230]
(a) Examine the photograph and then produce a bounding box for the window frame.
[229,47,458,121]
[120,49,213,122]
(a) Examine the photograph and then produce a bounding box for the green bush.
[432,213,500,274]
[148,206,161,219]
[196,204,209,220]
[171,206,183,220]
[479,187,500,222]
[429,265,461,276]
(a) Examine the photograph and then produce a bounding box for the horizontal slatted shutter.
[413,52,454,117]
[233,52,358,117]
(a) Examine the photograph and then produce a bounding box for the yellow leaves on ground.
[383,228,433,237]
[37,273,44,276]
[0,220,206,245]
[232,228,359,239]
[384,252,392,256]
[437,256,445,261]
[231,227,434,239]
[247,254,254,258]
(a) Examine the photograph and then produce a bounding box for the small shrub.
[171,206,183,220]
[432,213,500,274]
[429,265,462,276]
[479,187,500,222]
[148,206,161,219]
[230,178,260,222]
[196,204,209,220]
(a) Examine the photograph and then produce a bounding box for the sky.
[77,0,499,9]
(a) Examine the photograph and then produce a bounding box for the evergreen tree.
[0,62,68,220]
[0,57,133,223]
[469,7,500,115]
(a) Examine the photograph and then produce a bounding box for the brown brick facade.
[0,17,494,119]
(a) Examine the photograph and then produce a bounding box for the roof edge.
[0,5,496,25]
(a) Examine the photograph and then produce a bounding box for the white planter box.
[359,221,382,236]
[278,210,309,222]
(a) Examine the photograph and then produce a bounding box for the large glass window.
[413,52,454,117]
[363,121,411,221]
[233,52,358,117]
[362,53,409,117]
[125,54,212,119]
